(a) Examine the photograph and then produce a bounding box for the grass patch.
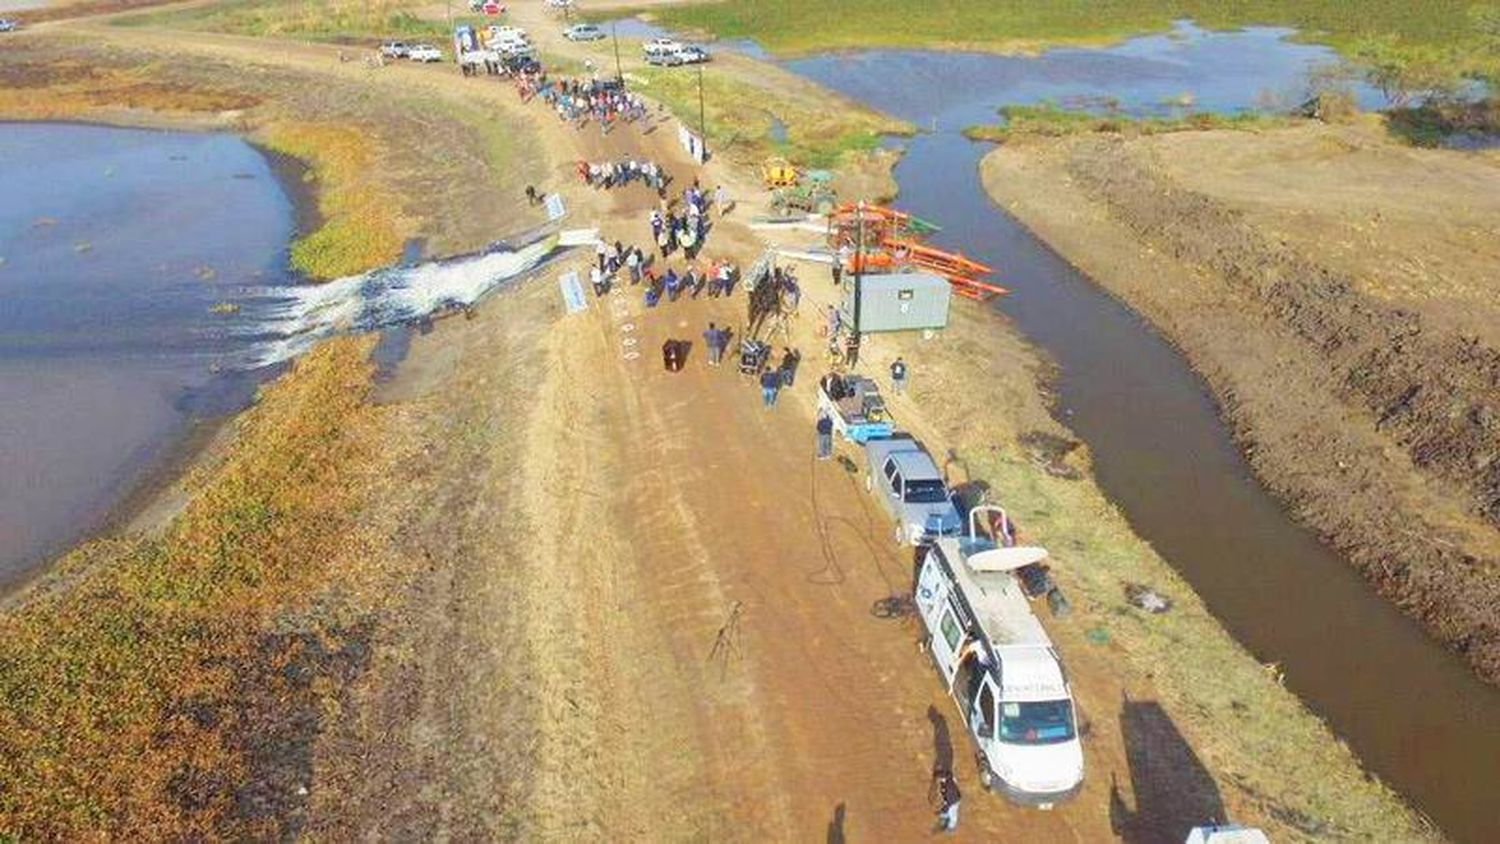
[110,0,571,68]
[1386,96,1500,146]
[115,0,455,42]
[640,0,1496,62]
[634,65,905,168]
[964,103,1290,142]
[259,123,405,280]
[0,339,380,839]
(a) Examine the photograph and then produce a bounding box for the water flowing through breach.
[236,233,574,370]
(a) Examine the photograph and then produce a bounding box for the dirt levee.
[983,121,1500,682]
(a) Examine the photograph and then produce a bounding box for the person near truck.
[816,410,834,460]
[890,357,909,396]
[929,768,961,833]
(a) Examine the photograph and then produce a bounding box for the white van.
[914,505,1084,807]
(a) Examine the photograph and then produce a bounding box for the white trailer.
[914,505,1084,807]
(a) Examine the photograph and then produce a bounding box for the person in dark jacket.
[816,411,834,460]
[759,368,781,408]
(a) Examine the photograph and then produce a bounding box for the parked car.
[642,37,683,56]
[674,45,710,64]
[408,44,443,63]
[644,50,686,67]
[0,19,19,32]
[379,40,410,58]
[562,23,605,42]
[864,436,962,545]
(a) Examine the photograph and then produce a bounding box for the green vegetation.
[259,123,405,280]
[965,103,1289,142]
[115,0,455,41]
[0,339,381,839]
[642,0,1497,65]
[635,66,905,168]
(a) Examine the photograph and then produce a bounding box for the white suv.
[408,44,443,62]
[642,37,683,56]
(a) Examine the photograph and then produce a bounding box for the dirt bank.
[982,120,1500,683]
[0,16,1425,841]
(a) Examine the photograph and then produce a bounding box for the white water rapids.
[234,229,593,369]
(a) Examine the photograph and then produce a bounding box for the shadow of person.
[1112,694,1226,843]
[928,704,954,775]
[826,801,847,844]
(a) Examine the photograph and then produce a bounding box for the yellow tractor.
[761,156,800,189]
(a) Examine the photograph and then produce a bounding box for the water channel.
[773,23,1500,843]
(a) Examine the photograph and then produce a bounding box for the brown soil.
[983,120,1500,684]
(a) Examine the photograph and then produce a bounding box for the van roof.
[930,536,1066,700]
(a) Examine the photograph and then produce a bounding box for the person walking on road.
[703,322,725,366]
[816,410,834,460]
[759,368,781,408]
[930,768,961,833]
[890,356,909,396]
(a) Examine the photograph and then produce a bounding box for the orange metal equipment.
[827,203,1008,301]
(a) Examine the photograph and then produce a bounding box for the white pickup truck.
[863,436,961,545]
[915,506,1085,807]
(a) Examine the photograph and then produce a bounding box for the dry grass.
[0,338,382,839]
[259,122,406,280]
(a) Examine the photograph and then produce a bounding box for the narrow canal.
[785,24,1500,843]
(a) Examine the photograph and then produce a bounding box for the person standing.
[715,184,729,217]
[702,322,722,366]
[524,184,539,206]
[890,356,909,396]
[595,238,608,273]
[816,410,834,460]
[930,768,961,833]
[759,368,781,408]
[626,248,641,285]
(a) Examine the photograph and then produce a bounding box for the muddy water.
[0,123,298,589]
[785,24,1500,843]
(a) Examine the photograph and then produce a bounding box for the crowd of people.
[586,237,738,310]
[526,75,650,133]
[576,159,669,191]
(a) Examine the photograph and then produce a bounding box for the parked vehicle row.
[642,37,710,66]
[834,387,1083,807]
[379,40,443,62]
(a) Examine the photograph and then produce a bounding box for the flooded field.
[0,123,295,589]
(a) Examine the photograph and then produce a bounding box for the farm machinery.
[762,157,838,217]
[827,203,1008,301]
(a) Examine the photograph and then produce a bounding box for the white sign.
[558,271,587,314]
[544,192,566,221]
[676,123,707,164]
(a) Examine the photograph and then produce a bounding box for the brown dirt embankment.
[982,120,1500,683]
